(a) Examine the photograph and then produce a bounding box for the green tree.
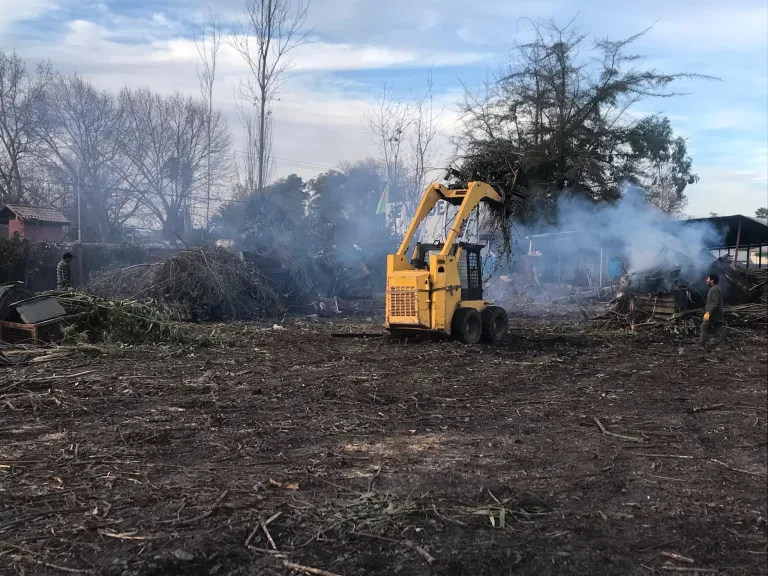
[756,207,768,219]
[306,159,398,288]
[627,116,698,215]
[455,20,709,230]
[213,174,307,251]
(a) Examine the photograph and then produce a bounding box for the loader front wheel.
[452,308,483,345]
[482,306,509,344]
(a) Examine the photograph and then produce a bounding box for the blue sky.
[1,0,766,217]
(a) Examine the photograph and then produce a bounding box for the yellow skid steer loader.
[385,181,508,344]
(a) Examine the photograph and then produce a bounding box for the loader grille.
[388,286,418,319]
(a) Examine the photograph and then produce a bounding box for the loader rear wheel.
[452,308,483,345]
[482,306,508,344]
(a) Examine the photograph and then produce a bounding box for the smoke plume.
[550,183,722,275]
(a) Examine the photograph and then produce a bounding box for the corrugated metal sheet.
[1,205,70,224]
[15,297,66,324]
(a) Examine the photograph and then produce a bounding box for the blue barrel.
[607,258,623,280]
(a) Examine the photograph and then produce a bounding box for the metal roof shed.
[0,205,70,242]
[683,215,768,269]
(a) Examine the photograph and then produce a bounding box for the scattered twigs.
[31,352,72,364]
[517,463,614,480]
[307,471,363,495]
[368,464,383,491]
[687,404,724,414]
[0,543,94,574]
[404,540,436,565]
[662,551,695,564]
[246,511,282,549]
[331,332,383,338]
[33,559,93,574]
[282,560,342,576]
[353,531,435,566]
[244,524,260,548]
[98,530,154,541]
[711,460,767,477]
[247,545,287,558]
[659,567,718,573]
[261,518,277,550]
[635,454,697,460]
[667,309,702,322]
[265,511,282,525]
[594,417,644,443]
[161,489,229,526]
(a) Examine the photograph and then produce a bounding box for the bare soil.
[1,308,766,576]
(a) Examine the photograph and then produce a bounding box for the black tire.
[452,308,483,345]
[482,306,508,344]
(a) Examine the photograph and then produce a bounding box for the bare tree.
[235,90,274,196]
[0,50,52,203]
[365,76,444,213]
[410,72,443,204]
[364,80,413,204]
[36,74,139,241]
[195,9,223,233]
[230,0,312,193]
[118,88,232,241]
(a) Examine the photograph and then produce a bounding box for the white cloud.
[13,17,467,183]
[648,4,768,51]
[0,0,58,33]
[291,41,489,71]
[4,1,766,217]
[35,20,488,75]
[151,13,173,29]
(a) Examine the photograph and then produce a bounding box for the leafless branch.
[229,0,313,192]
[195,8,223,234]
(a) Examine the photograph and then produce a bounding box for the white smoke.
[551,182,722,276]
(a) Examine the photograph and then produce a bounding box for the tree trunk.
[11,159,24,203]
[206,109,212,234]
[258,91,266,193]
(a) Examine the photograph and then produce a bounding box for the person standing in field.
[699,273,724,347]
[57,252,74,290]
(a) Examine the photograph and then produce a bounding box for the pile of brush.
[720,303,767,329]
[89,247,283,321]
[592,301,767,333]
[88,263,160,300]
[56,292,180,344]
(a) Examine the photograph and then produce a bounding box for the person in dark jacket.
[699,273,724,347]
[57,252,74,290]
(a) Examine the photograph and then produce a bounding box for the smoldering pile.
[89,247,283,321]
[593,255,767,332]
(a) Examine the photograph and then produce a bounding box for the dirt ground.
[1,306,766,576]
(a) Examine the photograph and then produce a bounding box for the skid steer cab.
[385,181,508,344]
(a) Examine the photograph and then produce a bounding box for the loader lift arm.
[396,181,503,258]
